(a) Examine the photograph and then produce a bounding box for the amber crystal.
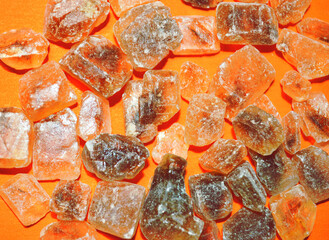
[40,221,99,240]
[19,61,77,122]
[270,0,311,25]
[189,173,233,220]
[314,141,329,154]
[277,29,329,79]
[113,1,183,70]
[199,220,222,240]
[233,105,284,156]
[183,0,221,9]
[173,16,220,56]
[280,71,311,102]
[269,185,316,240]
[49,180,91,221]
[209,45,275,120]
[152,123,188,164]
[0,29,49,70]
[88,181,145,239]
[180,61,211,101]
[282,111,301,155]
[293,146,329,203]
[297,17,329,45]
[292,92,329,143]
[33,108,81,181]
[0,174,50,226]
[236,0,268,2]
[199,138,247,175]
[252,94,282,122]
[44,0,110,43]
[60,35,133,98]
[82,133,149,181]
[0,108,33,168]
[140,154,204,240]
[216,2,278,45]
[110,0,155,17]
[77,91,111,142]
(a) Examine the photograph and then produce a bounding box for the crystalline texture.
[297,17,329,45]
[282,111,301,154]
[199,220,222,240]
[183,0,221,9]
[280,71,311,102]
[109,0,155,17]
[252,94,282,122]
[236,0,268,2]
[314,141,329,154]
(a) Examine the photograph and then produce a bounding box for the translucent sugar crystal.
[33,108,81,181]
[0,29,49,70]
[113,2,183,70]
[269,185,316,240]
[227,162,266,212]
[49,180,91,221]
[88,181,146,239]
[77,91,111,142]
[216,2,278,45]
[236,0,268,3]
[0,108,33,168]
[40,221,98,240]
[297,17,329,45]
[293,146,329,203]
[282,111,301,154]
[280,71,311,102]
[60,35,133,98]
[199,138,247,175]
[223,207,276,240]
[314,141,329,154]
[173,16,220,56]
[123,80,158,143]
[0,174,50,226]
[209,45,275,121]
[82,133,149,181]
[292,92,329,143]
[140,154,204,240]
[189,173,233,220]
[152,123,188,164]
[250,94,281,123]
[180,61,211,101]
[270,0,311,26]
[249,145,299,196]
[277,29,329,79]
[109,0,155,17]
[185,93,226,146]
[44,0,110,43]
[233,105,284,155]
[19,61,77,122]
[183,0,221,9]
[199,220,222,240]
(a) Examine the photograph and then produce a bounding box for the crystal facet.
[280,71,311,102]
[109,0,155,17]
[282,111,301,155]
[252,94,282,122]
[183,0,221,9]
[297,17,329,45]
[199,220,222,240]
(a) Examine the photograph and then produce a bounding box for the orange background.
[0,0,329,239]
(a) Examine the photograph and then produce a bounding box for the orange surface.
[0,0,329,239]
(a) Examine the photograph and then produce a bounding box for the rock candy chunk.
[280,71,311,102]
[252,94,282,122]
[185,94,226,147]
[183,0,221,9]
[277,29,329,79]
[173,16,220,56]
[44,0,110,43]
[110,0,155,17]
[88,181,145,239]
[140,154,204,240]
[19,61,77,122]
[82,133,149,181]
[123,80,158,143]
[0,174,50,226]
[33,108,81,181]
[314,141,329,154]
[297,18,329,45]
[0,29,49,70]
[78,91,111,142]
[180,61,211,102]
[270,0,311,26]
[49,180,91,221]
[40,221,98,240]
[293,146,329,203]
[282,111,301,154]
[189,173,233,220]
[209,45,275,120]
[227,162,266,212]
[199,220,222,240]
[199,138,247,175]
[152,123,188,164]
[292,92,329,143]
[0,108,33,168]
[269,185,316,240]
[216,3,279,45]
[249,145,299,196]
[233,105,284,155]
[60,35,133,98]
[113,2,183,70]
[223,207,276,240]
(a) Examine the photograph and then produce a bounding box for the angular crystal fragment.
[282,111,301,154]
[314,141,329,154]
[183,0,221,9]
[297,17,329,45]
[199,220,222,240]
[110,0,155,17]
[252,94,282,122]
[280,71,311,102]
